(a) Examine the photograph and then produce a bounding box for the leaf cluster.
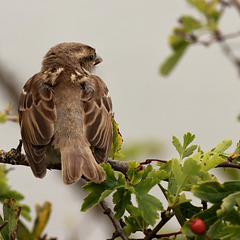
[160,0,224,76]
[82,162,166,235]
[82,132,240,239]
[0,165,54,240]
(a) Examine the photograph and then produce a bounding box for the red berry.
[190,218,206,235]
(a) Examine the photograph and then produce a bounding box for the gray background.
[0,1,240,239]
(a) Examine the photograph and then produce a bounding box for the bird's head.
[41,42,102,75]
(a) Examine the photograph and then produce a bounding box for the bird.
[18,42,113,184]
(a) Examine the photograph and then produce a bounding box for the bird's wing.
[80,75,113,163]
[18,72,57,177]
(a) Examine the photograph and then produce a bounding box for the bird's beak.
[93,55,103,66]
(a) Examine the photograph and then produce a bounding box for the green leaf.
[159,44,188,76]
[17,220,31,240]
[113,188,131,219]
[183,144,198,158]
[179,15,202,32]
[217,192,240,217]
[183,132,196,149]
[81,163,125,211]
[0,112,7,124]
[135,178,163,226]
[172,133,197,161]
[214,224,240,239]
[3,198,21,240]
[172,136,183,157]
[127,161,143,185]
[192,181,240,203]
[213,139,232,154]
[231,140,240,159]
[201,152,225,171]
[169,32,188,51]
[109,115,125,160]
[31,202,51,240]
[124,205,149,236]
[179,202,202,219]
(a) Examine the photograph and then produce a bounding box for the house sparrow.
[18,42,113,184]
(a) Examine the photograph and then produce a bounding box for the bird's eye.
[89,55,94,61]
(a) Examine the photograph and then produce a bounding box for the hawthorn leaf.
[159,44,188,76]
[127,161,143,185]
[109,115,125,160]
[201,152,225,171]
[179,15,202,32]
[17,220,31,240]
[217,192,240,217]
[135,178,163,226]
[192,181,240,203]
[124,205,148,236]
[31,202,51,240]
[172,136,183,156]
[213,139,232,154]
[183,144,198,158]
[2,198,21,240]
[113,188,131,219]
[183,132,196,149]
[81,163,125,211]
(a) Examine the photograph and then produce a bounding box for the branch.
[217,160,240,169]
[0,141,129,173]
[143,210,175,240]
[100,200,129,240]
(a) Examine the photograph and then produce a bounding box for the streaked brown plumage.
[18,42,113,184]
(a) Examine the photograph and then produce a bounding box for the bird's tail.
[60,142,106,184]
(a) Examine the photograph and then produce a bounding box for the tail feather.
[61,144,105,184]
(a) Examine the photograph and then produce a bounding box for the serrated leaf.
[192,181,240,203]
[179,202,202,219]
[217,192,240,217]
[113,188,131,219]
[124,205,148,236]
[159,44,188,76]
[213,139,232,154]
[214,224,240,239]
[81,163,125,211]
[201,152,225,171]
[135,178,163,226]
[109,115,125,160]
[183,132,195,149]
[127,161,143,185]
[172,136,183,156]
[31,202,51,240]
[3,198,21,240]
[183,144,198,158]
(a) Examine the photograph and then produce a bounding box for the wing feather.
[19,72,57,178]
[80,75,113,163]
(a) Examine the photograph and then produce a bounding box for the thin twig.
[155,231,182,238]
[217,160,240,169]
[100,200,129,240]
[140,159,167,165]
[143,211,174,240]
